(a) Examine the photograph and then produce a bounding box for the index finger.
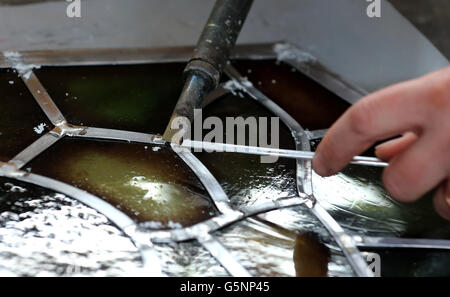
[313,77,428,177]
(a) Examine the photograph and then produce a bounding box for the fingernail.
[374,146,381,158]
[312,151,328,176]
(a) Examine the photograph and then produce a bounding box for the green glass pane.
[27,139,216,226]
[0,68,51,161]
[34,64,185,134]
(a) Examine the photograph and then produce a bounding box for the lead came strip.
[21,71,66,126]
[180,140,389,168]
[9,132,60,169]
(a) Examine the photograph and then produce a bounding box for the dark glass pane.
[232,59,350,130]
[363,248,450,277]
[34,64,185,134]
[0,68,51,161]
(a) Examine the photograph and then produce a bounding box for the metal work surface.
[1,43,449,277]
[0,0,448,94]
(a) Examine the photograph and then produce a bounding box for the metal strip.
[149,196,307,243]
[274,42,368,104]
[198,233,251,277]
[311,203,373,277]
[225,64,373,277]
[9,132,60,169]
[1,44,276,68]
[305,129,328,140]
[181,140,388,168]
[21,71,66,126]
[75,127,165,145]
[354,236,450,250]
[224,66,304,133]
[239,197,308,216]
[172,144,235,215]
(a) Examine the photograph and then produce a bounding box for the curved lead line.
[149,197,307,243]
[225,64,373,277]
[171,143,235,215]
[6,171,164,276]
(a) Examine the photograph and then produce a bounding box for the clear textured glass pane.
[0,177,142,276]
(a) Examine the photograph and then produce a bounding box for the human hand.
[312,66,450,220]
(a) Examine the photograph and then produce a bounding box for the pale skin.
[312,66,450,220]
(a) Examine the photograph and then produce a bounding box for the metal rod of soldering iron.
[163,0,254,142]
[181,140,389,168]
